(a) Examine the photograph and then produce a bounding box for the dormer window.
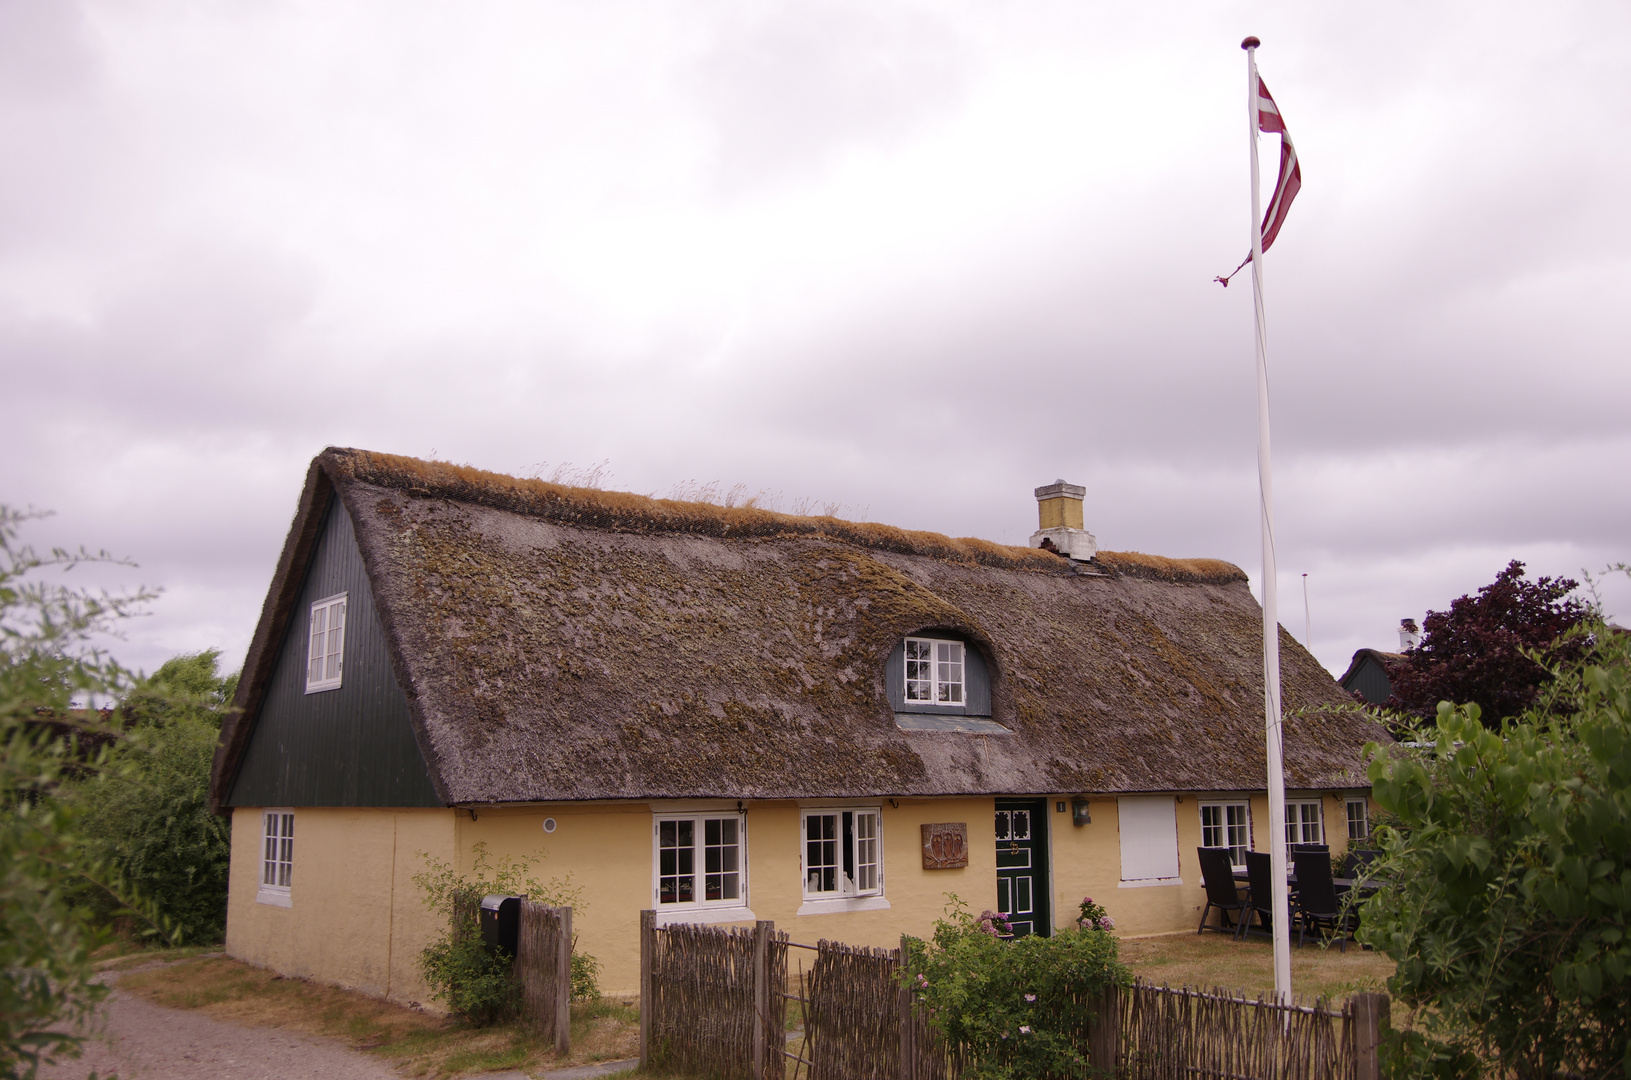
[905,637,964,706]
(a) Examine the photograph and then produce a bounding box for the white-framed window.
[1199,801,1251,869]
[1285,800,1325,846]
[305,593,347,693]
[801,808,883,898]
[258,809,294,907]
[654,813,745,910]
[1346,798,1370,842]
[905,638,963,706]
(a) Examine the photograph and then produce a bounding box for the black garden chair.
[1293,850,1357,951]
[1241,849,1277,938]
[1196,847,1251,938]
[1340,847,1382,880]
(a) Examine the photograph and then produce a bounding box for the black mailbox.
[480,894,523,957]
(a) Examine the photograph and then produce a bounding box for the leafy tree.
[64,649,238,942]
[1385,560,1589,727]
[0,507,168,1078]
[1359,616,1630,1078]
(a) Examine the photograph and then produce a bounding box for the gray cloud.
[1,0,1626,680]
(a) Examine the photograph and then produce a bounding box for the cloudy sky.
[4,0,1627,682]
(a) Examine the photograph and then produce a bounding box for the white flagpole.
[1242,34,1293,1004]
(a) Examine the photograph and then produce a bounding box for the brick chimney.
[1028,480,1097,562]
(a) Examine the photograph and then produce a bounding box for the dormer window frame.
[904,636,965,708]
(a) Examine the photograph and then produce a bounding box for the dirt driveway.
[39,979,409,1080]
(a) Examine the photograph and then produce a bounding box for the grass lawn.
[113,952,640,1078]
[1120,931,1395,1004]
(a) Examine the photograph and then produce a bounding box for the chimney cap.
[1034,480,1086,500]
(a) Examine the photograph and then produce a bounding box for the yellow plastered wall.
[1050,795,1206,936]
[225,807,455,1004]
[460,798,999,998]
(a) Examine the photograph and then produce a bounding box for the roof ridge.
[322,447,1246,584]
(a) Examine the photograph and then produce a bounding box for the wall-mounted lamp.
[1071,798,1091,827]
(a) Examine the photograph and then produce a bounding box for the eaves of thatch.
[211,448,1389,810]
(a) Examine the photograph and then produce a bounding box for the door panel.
[995,799,1050,937]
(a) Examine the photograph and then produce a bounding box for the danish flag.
[1216,76,1301,286]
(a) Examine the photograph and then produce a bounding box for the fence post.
[555,906,573,1056]
[1089,983,1119,1078]
[897,936,915,1080]
[639,909,654,1069]
[1352,992,1389,1080]
[752,920,772,1080]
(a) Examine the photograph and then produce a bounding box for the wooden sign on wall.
[921,822,969,869]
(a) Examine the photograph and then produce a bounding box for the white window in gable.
[1285,800,1325,846]
[258,810,294,907]
[905,638,963,706]
[305,593,347,693]
[802,808,882,898]
[654,813,744,909]
[1199,801,1251,869]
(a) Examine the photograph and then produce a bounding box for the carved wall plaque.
[921,822,969,869]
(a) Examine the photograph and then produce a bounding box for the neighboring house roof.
[1338,649,1405,707]
[211,448,1388,810]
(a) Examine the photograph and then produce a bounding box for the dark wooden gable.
[228,494,441,808]
[1340,651,1395,707]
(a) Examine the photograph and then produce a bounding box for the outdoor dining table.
[1231,870,1381,896]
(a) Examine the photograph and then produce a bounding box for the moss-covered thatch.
[212,448,1385,808]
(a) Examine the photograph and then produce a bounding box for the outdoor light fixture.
[1071,798,1091,826]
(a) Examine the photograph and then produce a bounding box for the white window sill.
[257,887,293,908]
[797,895,891,916]
[654,905,756,927]
[1118,877,1183,889]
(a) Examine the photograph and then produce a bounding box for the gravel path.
[37,965,638,1080]
[38,983,405,1080]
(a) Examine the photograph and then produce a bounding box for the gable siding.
[1341,656,1393,706]
[228,495,441,808]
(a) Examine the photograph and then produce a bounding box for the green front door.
[995,799,1050,937]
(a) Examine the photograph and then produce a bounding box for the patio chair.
[1196,847,1251,938]
[1241,850,1276,938]
[1289,843,1329,855]
[1339,848,1382,880]
[1293,850,1356,951]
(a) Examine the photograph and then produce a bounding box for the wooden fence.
[515,900,573,1054]
[791,938,948,1080]
[1119,982,1389,1080]
[637,912,1387,1080]
[640,912,789,1080]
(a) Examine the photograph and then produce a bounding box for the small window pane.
[1346,799,1369,841]
[805,813,839,895]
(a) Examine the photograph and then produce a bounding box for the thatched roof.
[212,448,1388,808]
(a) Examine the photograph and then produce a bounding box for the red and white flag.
[1216,76,1301,286]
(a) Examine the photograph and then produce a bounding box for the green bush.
[570,950,602,1002]
[905,895,1130,1080]
[1359,615,1631,1078]
[0,506,171,1076]
[413,842,583,1026]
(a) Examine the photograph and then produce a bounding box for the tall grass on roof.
[331,448,1244,583]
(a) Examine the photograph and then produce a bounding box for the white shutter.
[1118,796,1181,882]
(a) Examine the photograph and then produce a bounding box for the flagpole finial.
[1242,36,1260,50]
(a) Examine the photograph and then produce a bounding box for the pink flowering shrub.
[1077,895,1116,934]
[902,894,1129,1079]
